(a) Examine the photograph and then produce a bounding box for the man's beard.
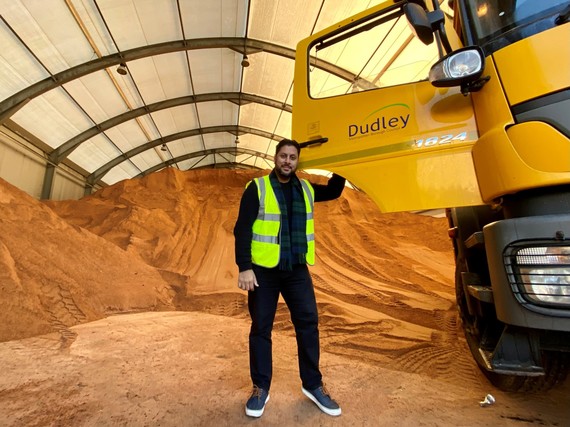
[275,164,295,180]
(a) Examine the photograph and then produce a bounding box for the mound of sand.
[43,167,457,353]
[1,168,567,426]
[0,177,174,343]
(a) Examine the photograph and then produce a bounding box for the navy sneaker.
[245,385,270,417]
[302,385,341,416]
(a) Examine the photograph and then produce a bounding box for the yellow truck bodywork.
[293,2,570,211]
[292,0,570,390]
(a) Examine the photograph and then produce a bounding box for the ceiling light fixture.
[116,62,127,75]
[241,55,250,67]
[160,143,167,151]
[235,136,240,144]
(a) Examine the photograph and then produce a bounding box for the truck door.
[292,1,483,213]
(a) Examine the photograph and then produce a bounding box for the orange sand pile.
[2,168,569,426]
[2,167,457,365]
[0,168,453,357]
[0,177,174,342]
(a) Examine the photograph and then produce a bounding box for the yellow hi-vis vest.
[250,175,315,268]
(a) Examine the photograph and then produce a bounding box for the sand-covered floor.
[0,168,568,426]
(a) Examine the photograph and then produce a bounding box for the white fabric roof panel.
[248,0,323,48]
[127,53,194,104]
[130,149,164,171]
[0,0,386,191]
[103,160,141,184]
[186,49,240,94]
[97,0,181,49]
[69,134,122,171]
[196,100,236,128]
[242,53,293,100]
[136,114,163,141]
[1,1,94,74]
[12,88,93,148]
[63,71,130,122]
[202,132,232,151]
[105,120,149,151]
[151,104,201,137]
[0,22,47,98]
[179,0,247,39]
[168,136,205,157]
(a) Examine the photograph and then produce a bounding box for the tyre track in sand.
[38,277,88,350]
[309,232,479,384]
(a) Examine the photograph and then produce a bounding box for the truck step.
[465,231,484,248]
[461,272,493,303]
[467,285,494,304]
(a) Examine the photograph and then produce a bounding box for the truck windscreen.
[462,0,569,54]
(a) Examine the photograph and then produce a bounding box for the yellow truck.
[292,0,570,391]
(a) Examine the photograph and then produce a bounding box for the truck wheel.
[455,259,524,391]
[456,261,569,392]
[454,261,526,391]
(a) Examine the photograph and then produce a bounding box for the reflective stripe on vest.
[250,175,315,267]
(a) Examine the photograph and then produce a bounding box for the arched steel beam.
[0,37,356,123]
[191,162,262,171]
[50,92,290,163]
[136,147,274,178]
[87,125,280,185]
[84,151,266,196]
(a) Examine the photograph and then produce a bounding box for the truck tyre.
[455,260,524,391]
[452,207,569,392]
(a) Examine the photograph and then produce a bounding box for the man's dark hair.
[275,138,301,157]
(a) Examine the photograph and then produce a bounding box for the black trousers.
[248,264,322,391]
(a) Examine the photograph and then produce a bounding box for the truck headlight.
[429,46,485,88]
[510,246,570,307]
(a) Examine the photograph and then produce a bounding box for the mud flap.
[479,325,544,376]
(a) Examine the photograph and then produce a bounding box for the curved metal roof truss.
[0,0,385,198]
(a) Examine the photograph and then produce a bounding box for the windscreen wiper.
[555,4,570,25]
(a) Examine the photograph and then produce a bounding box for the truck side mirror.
[404,2,445,46]
[404,3,433,45]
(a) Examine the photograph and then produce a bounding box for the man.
[233,138,345,418]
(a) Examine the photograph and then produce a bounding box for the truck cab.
[292,0,570,391]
